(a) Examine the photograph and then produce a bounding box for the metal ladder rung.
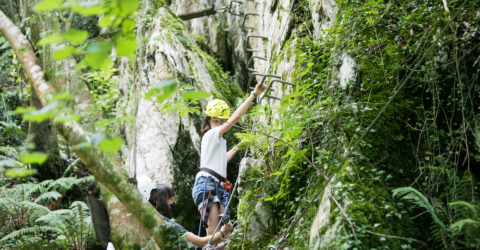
[264,94,281,100]
[250,85,281,100]
[242,13,260,30]
[246,55,267,69]
[246,35,268,51]
[228,0,244,16]
[270,78,296,86]
[248,73,281,91]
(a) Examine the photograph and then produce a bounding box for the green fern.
[46,176,94,194]
[0,198,50,215]
[449,200,479,218]
[34,191,62,204]
[0,225,59,243]
[36,209,74,225]
[0,146,19,159]
[392,186,446,229]
[449,219,480,231]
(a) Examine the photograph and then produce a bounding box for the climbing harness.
[196,170,232,250]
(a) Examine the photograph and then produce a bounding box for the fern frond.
[35,209,73,225]
[47,176,94,194]
[449,201,479,218]
[39,179,54,188]
[70,200,89,210]
[34,191,62,204]
[18,200,51,214]
[0,158,22,168]
[0,197,18,208]
[0,225,59,243]
[13,182,46,198]
[393,186,446,229]
[0,146,19,160]
[71,201,92,228]
[449,219,480,232]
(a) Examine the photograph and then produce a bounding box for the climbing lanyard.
[196,176,232,250]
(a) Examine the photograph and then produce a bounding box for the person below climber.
[191,82,266,236]
[149,184,233,247]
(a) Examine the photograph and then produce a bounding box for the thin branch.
[330,191,357,240]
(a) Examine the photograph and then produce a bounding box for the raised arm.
[219,82,266,136]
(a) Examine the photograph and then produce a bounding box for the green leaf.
[122,19,136,33]
[37,34,64,46]
[19,152,48,164]
[6,168,37,178]
[53,45,75,60]
[81,41,112,70]
[34,0,63,12]
[263,197,274,201]
[182,91,211,101]
[99,136,123,153]
[16,104,57,123]
[54,92,73,101]
[119,0,140,16]
[145,78,177,104]
[73,6,105,16]
[270,171,283,176]
[393,187,446,229]
[98,13,116,27]
[116,38,138,57]
[62,28,88,44]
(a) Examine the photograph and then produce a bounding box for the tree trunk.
[30,87,65,180]
[0,9,172,248]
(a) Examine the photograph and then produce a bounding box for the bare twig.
[330,191,357,240]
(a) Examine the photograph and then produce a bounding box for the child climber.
[192,82,266,237]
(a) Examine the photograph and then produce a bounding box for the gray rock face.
[309,182,333,248]
[117,0,356,246]
[170,0,354,246]
[237,157,263,195]
[117,4,238,186]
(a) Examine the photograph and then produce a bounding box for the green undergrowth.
[229,0,479,249]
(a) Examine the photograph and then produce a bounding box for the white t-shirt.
[200,126,227,178]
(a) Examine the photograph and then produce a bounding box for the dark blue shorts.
[192,176,226,211]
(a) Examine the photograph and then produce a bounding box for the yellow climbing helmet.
[206,99,230,119]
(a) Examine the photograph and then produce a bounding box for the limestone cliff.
[117,0,480,248]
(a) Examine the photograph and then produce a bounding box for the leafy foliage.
[230,0,480,248]
[393,187,445,228]
[0,176,94,249]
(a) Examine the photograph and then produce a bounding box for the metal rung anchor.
[249,86,281,100]
[270,78,296,86]
[178,0,227,20]
[247,73,281,92]
[245,35,268,51]
[258,78,296,102]
[228,0,244,16]
[246,55,267,69]
[242,13,259,30]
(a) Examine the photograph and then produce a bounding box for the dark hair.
[201,116,211,133]
[148,184,174,218]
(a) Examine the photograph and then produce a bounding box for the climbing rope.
[196,176,212,248]
[204,173,240,249]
